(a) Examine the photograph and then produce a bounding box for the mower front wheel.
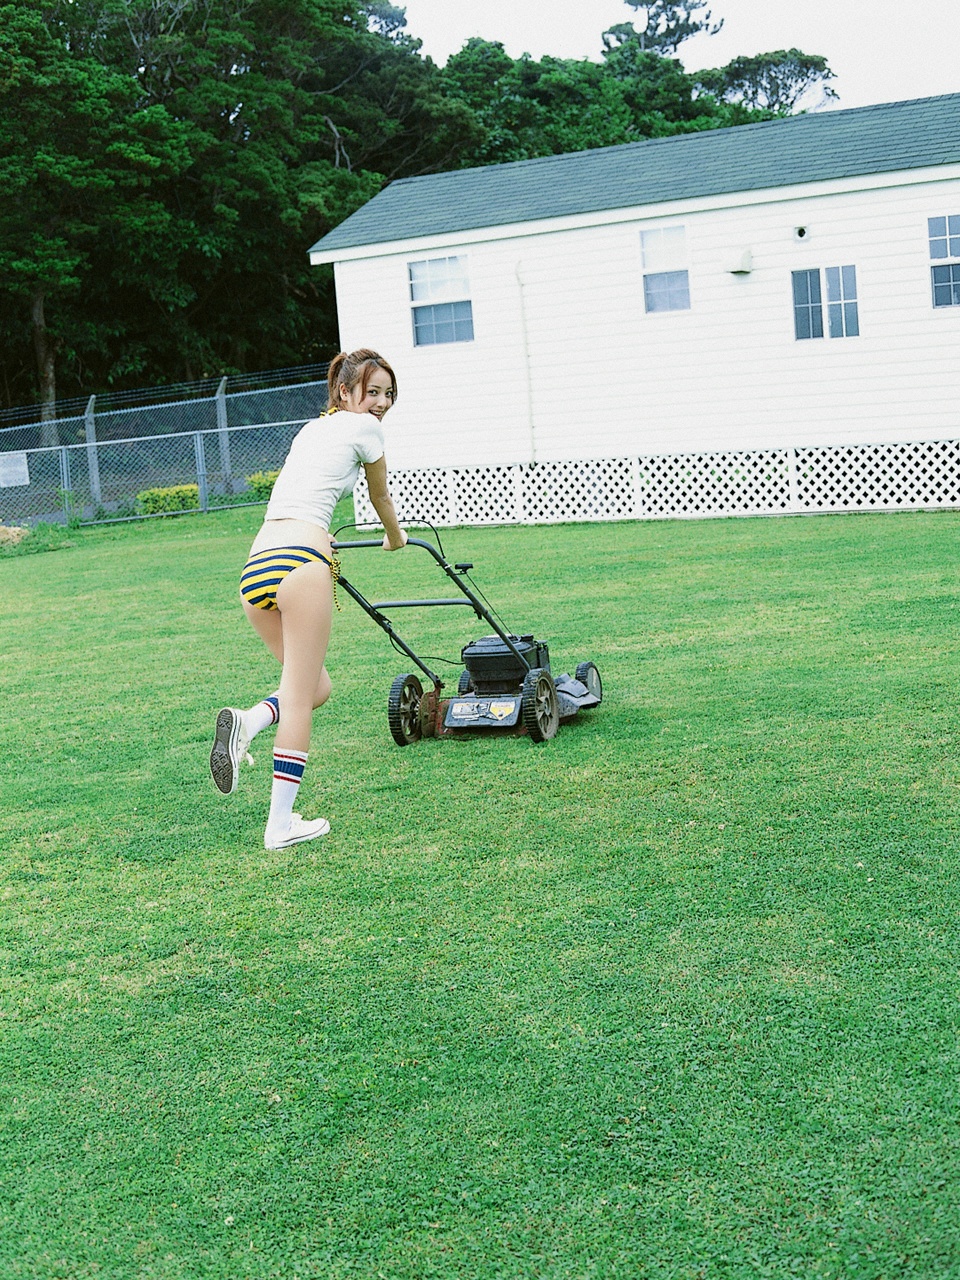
[521,668,560,742]
[575,661,603,703]
[388,673,423,746]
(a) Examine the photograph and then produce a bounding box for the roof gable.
[309,93,960,257]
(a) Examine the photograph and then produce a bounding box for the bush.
[136,484,200,515]
[244,470,281,501]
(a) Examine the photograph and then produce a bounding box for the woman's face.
[340,371,395,420]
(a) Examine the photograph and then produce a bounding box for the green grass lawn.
[2,506,960,1279]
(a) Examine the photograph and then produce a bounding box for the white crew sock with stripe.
[265,748,308,841]
[244,693,280,741]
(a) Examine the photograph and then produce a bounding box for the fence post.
[84,395,102,507]
[216,376,232,493]
[194,432,209,511]
[59,446,72,522]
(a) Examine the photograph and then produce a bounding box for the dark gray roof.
[309,93,960,257]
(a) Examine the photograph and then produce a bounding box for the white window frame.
[792,266,859,341]
[640,226,690,314]
[929,215,960,309]
[408,255,475,346]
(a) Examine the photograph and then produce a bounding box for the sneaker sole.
[210,708,241,794]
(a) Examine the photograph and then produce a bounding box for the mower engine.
[442,633,601,740]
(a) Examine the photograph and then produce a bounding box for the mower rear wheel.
[388,673,423,746]
[575,661,603,703]
[521,668,559,742]
[457,669,473,695]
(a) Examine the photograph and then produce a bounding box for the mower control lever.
[454,563,473,572]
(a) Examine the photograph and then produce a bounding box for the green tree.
[0,0,480,407]
[693,50,838,114]
[0,2,191,435]
[605,0,723,56]
[440,40,640,165]
[439,37,766,167]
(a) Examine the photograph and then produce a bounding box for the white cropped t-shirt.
[264,410,385,529]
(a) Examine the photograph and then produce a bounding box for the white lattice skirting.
[352,440,960,527]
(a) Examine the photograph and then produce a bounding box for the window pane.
[409,255,470,302]
[643,270,690,312]
[929,216,947,237]
[949,214,960,235]
[412,301,475,345]
[408,260,427,301]
[641,226,686,272]
[792,269,821,306]
[930,237,950,260]
[819,266,858,338]
[792,269,823,339]
[932,264,960,307]
[450,300,475,340]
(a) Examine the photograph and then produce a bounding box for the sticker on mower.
[445,697,520,728]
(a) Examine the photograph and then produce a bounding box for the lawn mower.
[330,533,602,745]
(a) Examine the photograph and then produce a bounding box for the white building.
[309,94,960,523]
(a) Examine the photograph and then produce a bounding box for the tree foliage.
[0,0,837,412]
[606,0,723,55]
[694,49,839,114]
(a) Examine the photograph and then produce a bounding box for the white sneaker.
[210,708,254,795]
[264,813,331,850]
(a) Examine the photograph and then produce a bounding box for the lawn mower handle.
[332,536,448,562]
[330,536,537,678]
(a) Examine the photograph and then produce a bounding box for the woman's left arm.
[363,456,407,550]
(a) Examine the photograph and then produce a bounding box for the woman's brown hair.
[327,349,397,410]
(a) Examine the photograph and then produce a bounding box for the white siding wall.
[331,171,960,470]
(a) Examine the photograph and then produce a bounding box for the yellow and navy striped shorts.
[240,545,336,611]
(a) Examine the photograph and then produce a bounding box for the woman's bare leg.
[244,599,332,708]
[252,562,334,847]
[272,562,333,752]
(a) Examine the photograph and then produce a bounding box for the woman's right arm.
[362,456,407,550]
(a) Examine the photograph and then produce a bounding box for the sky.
[396,0,960,112]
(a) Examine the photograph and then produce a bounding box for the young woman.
[210,349,407,849]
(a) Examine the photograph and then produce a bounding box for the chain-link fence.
[0,378,328,451]
[0,379,328,527]
[0,363,329,430]
[0,419,311,527]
